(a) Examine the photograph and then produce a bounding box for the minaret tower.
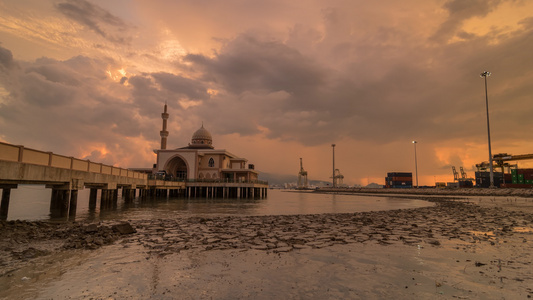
[160,103,169,149]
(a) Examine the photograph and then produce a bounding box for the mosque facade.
[150,104,267,198]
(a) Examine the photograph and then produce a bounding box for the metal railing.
[147,174,268,185]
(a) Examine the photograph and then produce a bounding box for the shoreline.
[1,195,532,299]
[313,187,533,197]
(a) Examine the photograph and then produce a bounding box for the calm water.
[5,185,434,222]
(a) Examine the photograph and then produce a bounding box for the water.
[5,185,434,222]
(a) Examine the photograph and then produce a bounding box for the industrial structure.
[297,158,308,189]
[333,169,344,187]
[450,166,474,188]
[475,153,533,188]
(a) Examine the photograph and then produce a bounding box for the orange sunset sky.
[1,0,533,186]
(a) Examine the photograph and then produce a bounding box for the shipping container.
[447,182,459,188]
[517,168,533,175]
[387,172,412,178]
[389,185,412,188]
[475,171,504,188]
[459,180,474,188]
[500,183,533,189]
[390,177,413,182]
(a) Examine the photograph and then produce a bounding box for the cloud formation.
[1,0,533,185]
[55,0,130,44]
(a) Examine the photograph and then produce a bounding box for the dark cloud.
[185,35,326,95]
[56,0,130,44]
[431,0,502,42]
[151,72,210,101]
[0,47,159,166]
[0,45,16,70]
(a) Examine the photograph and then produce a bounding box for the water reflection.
[6,186,434,222]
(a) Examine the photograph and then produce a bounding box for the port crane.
[476,153,533,173]
[451,166,473,182]
[297,158,308,189]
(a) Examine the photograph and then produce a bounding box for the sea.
[4,185,434,222]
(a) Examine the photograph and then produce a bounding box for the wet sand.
[1,196,532,299]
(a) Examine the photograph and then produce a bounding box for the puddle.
[513,227,533,233]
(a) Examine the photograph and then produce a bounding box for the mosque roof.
[188,124,214,149]
[192,125,212,142]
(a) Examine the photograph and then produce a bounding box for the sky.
[1,0,533,186]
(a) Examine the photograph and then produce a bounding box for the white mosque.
[150,104,267,198]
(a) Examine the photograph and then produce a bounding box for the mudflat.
[1,195,532,299]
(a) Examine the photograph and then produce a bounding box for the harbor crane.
[452,166,473,182]
[476,153,533,173]
[452,166,459,181]
[297,158,308,189]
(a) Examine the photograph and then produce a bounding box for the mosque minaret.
[160,103,169,150]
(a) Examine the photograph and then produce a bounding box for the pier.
[0,142,267,220]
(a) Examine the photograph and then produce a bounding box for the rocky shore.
[1,195,533,299]
[317,187,533,197]
[1,197,532,270]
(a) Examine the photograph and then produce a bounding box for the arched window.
[208,158,215,167]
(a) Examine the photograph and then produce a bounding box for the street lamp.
[332,144,336,188]
[480,71,494,188]
[412,141,418,188]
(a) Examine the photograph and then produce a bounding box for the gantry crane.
[297,158,308,189]
[476,153,533,174]
[452,166,473,182]
[452,166,459,181]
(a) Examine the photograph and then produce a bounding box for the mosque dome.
[190,124,213,148]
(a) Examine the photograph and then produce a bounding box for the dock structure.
[0,142,267,220]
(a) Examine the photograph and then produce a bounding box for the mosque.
[150,104,267,198]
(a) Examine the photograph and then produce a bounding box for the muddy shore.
[1,195,532,299]
[317,187,533,197]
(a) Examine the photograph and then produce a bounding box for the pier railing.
[0,141,147,180]
[147,174,267,185]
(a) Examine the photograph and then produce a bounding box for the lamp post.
[332,144,336,188]
[480,71,494,188]
[412,141,418,188]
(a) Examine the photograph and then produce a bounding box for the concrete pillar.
[89,188,97,209]
[101,189,113,209]
[1,188,12,220]
[50,189,69,218]
[69,189,78,217]
[100,190,106,208]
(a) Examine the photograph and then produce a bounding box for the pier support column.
[89,188,97,209]
[100,189,113,209]
[69,189,78,218]
[1,185,17,220]
[50,189,70,218]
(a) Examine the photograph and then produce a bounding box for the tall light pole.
[480,71,494,188]
[332,144,336,188]
[412,141,418,188]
